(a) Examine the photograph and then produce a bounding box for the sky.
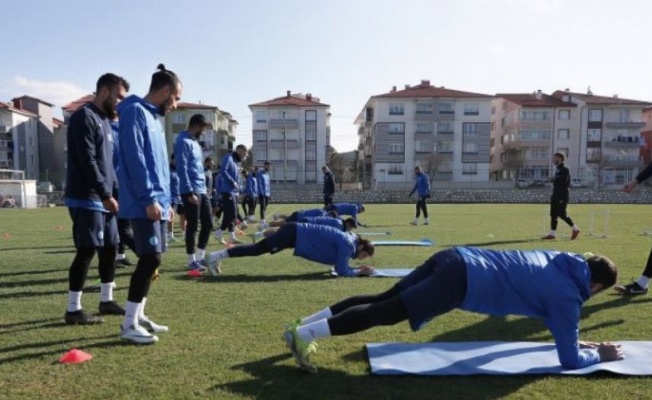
[2,0,651,153]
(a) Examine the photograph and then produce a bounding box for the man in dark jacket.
[542,153,580,240]
[322,166,335,208]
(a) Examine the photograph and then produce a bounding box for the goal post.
[0,169,36,209]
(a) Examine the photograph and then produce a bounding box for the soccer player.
[254,217,358,242]
[174,114,214,271]
[322,166,335,208]
[167,154,181,244]
[110,119,136,267]
[116,64,182,344]
[282,247,622,373]
[63,73,129,325]
[214,144,248,244]
[408,166,431,226]
[257,161,271,226]
[542,153,581,240]
[242,168,258,222]
[325,202,366,223]
[271,208,333,226]
[206,223,374,277]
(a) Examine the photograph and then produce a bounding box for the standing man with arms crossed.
[322,166,335,208]
[408,166,431,226]
[117,64,182,344]
[257,161,271,227]
[542,153,581,240]
[174,114,214,271]
[64,73,129,325]
[214,144,248,245]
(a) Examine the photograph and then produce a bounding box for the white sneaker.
[214,230,223,241]
[240,221,249,229]
[120,324,159,344]
[208,255,222,277]
[424,218,430,225]
[410,219,418,226]
[139,317,169,333]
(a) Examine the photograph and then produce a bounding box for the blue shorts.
[68,207,118,248]
[130,218,168,257]
[398,248,467,331]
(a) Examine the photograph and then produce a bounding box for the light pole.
[282,111,287,188]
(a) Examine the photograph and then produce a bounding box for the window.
[520,111,550,121]
[254,130,267,142]
[29,137,33,146]
[257,150,267,162]
[30,154,34,165]
[172,113,185,124]
[463,143,478,154]
[438,102,454,114]
[439,161,453,172]
[256,110,268,123]
[416,122,431,133]
[439,141,454,153]
[305,150,316,160]
[519,130,549,141]
[388,143,404,154]
[558,110,570,120]
[415,141,431,153]
[530,149,549,160]
[491,106,496,115]
[305,110,317,121]
[0,152,6,161]
[305,128,316,141]
[462,123,476,136]
[586,147,601,161]
[305,170,316,182]
[389,103,404,116]
[588,109,603,122]
[437,121,453,133]
[416,103,432,114]
[556,148,569,158]
[388,123,404,134]
[616,109,631,122]
[388,164,404,175]
[462,163,477,175]
[557,129,570,140]
[587,129,601,141]
[464,103,479,115]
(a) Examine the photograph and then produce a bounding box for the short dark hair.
[189,114,210,129]
[204,157,213,163]
[326,210,339,218]
[554,152,566,161]
[236,144,247,152]
[344,217,358,228]
[264,161,271,166]
[357,237,375,256]
[149,63,181,93]
[96,73,129,94]
[586,254,617,288]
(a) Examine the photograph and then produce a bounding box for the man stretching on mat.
[282,246,623,373]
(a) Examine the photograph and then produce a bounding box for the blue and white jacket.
[257,170,271,197]
[244,174,258,197]
[299,216,344,231]
[294,224,358,277]
[218,152,240,195]
[174,130,206,196]
[409,172,431,198]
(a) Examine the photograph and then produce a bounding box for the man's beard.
[102,99,117,120]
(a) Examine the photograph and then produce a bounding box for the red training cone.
[187,269,203,277]
[59,349,93,364]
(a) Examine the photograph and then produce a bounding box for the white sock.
[301,308,333,325]
[122,301,140,330]
[229,232,237,241]
[116,253,126,261]
[637,276,650,289]
[572,225,580,231]
[195,248,206,261]
[67,291,82,312]
[209,249,229,261]
[549,230,556,236]
[187,254,196,264]
[100,283,114,302]
[139,297,147,320]
[297,319,331,342]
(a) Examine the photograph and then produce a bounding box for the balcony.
[268,119,299,130]
[604,136,640,148]
[605,120,645,129]
[269,139,300,149]
[602,155,641,167]
[502,140,550,149]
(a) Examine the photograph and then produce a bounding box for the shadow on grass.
[454,239,542,247]
[0,317,62,330]
[0,334,126,364]
[0,277,69,289]
[43,249,77,254]
[171,271,334,284]
[210,353,541,400]
[0,245,75,253]
[0,286,126,300]
[0,268,68,277]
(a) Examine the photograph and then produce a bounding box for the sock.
[116,253,126,261]
[301,308,333,325]
[67,291,82,312]
[572,225,580,231]
[549,230,556,236]
[209,249,229,262]
[100,282,114,302]
[195,248,206,261]
[215,229,223,238]
[122,301,140,330]
[187,254,196,264]
[637,276,650,289]
[297,319,331,342]
[229,232,236,241]
[139,297,147,320]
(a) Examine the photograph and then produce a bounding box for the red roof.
[496,93,576,108]
[551,90,651,106]
[176,102,218,110]
[373,81,493,99]
[53,117,64,128]
[249,92,329,107]
[62,94,94,113]
[11,95,55,107]
[0,102,39,118]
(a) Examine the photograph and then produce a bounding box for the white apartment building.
[0,102,39,179]
[355,80,493,188]
[249,91,330,184]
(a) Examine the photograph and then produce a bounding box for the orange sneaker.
[570,229,581,240]
[541,234,556,240]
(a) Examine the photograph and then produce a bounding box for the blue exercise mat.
[367,341,652,376]
[358,231,393,236]
[371,269,414,277]
[371,239,433,247]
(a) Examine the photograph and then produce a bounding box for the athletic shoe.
[139,317,169,333]
[64,310,104,325]
[240,221,249,230]
[187,261,207,272]
[570,229,581,240]
[98,301,126,315]
[410,219,418,226]
[282,323,318,373]
[207,255,222,277]
[120,325,159,344]
[614,282,648,295]
[117,258,133,267]
[541,235,556,240]
[424,218,430,225]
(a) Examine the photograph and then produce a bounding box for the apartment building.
[0,101,39,179]
[355,80,493,188]
[641,106,652,165]
[249,91,330,184]
[490,91,577,182]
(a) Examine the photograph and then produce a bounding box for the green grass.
[1,203,651,399]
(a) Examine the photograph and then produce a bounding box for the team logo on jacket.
[149,235,159,246]
[97,231,104,241]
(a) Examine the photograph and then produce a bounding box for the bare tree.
[502,148,526,187]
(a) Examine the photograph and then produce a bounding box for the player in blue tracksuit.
[63,73,129,325]
[116,64,182,345]
[272,208,332,226]
[408,166,431,225]
[256,162,272,224]
[167,154,182,243]
[300,216,356,232]
[214,144,248,244]
[111,120,136,267]
[325,202,366,225]
[207,223,375,277]
[174,114,214,270]
[283,247,623,373]
[243,168,258,221]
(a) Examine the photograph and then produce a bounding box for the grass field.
[1,203,652,400]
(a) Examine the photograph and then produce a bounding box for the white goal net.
[0,169,36,208]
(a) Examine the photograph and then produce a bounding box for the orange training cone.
[59,349,93,364]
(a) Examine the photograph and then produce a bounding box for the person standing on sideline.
[614,161,652,295]
[322,166,335,208]
[257,161,271,227]
[117,64,182,344]
[214,144,248,244]
[174,114,214,271]
[542,153,580,240]
[243,167,258,222]
[408,166,431,226]
[211,164,222,224]
[63,73,129,325]
[167,153,181,244]
[282,247,621,373]
[204,157,214,201]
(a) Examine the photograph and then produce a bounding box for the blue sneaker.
[186,261,207,272]
[282,322,318,373]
